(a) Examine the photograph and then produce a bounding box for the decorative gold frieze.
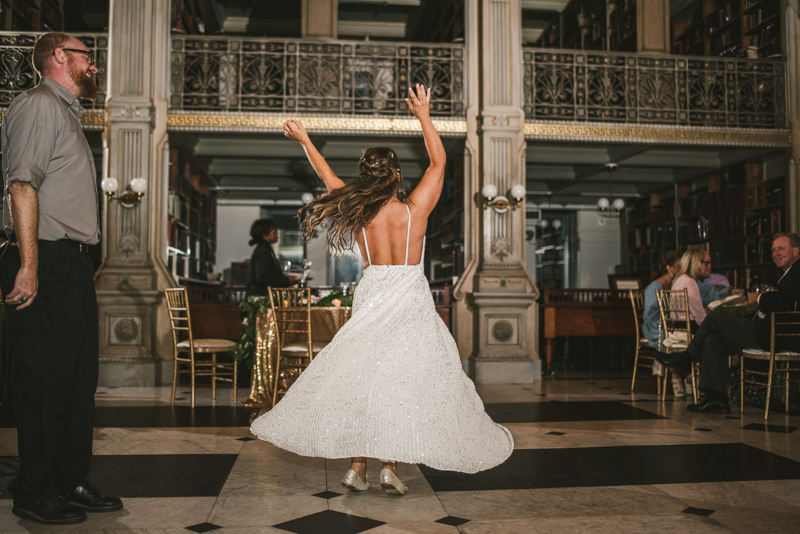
[0,111,105,129]
[166,113,467,135]
[524,121,791,146]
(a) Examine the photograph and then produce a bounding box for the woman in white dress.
[250,85,514,495]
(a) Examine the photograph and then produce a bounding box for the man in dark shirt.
[0,33,121,525]
[656,233,800,414]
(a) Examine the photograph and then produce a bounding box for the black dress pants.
[686,312,761,395]
[0,240,98,502]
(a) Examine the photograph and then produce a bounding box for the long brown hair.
[299,146,404,255]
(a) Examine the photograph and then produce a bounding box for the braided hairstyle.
[299,147,405,255]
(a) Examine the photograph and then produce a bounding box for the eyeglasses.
[56,48,94,66]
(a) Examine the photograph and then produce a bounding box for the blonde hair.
[299,146,404,255]
[675,249,706,280]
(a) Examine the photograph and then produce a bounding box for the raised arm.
[284,119,345,192]
[406,84,446,215]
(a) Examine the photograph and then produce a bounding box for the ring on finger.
[19,297,27,304]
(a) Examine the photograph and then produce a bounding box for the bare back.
[355,200,428,266]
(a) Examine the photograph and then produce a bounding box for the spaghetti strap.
[361,228,371,266]
[404,204,411,265]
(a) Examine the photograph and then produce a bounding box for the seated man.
[700,251,730,287]
[655,233,800,414]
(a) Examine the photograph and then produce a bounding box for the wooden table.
[542,287,635,371]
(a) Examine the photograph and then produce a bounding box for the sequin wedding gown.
[250,205,513,473]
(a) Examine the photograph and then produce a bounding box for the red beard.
[68,58,98,101]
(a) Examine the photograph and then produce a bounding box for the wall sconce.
[301,192,315,205]
[101,177,147,208]
[481,183,526,213]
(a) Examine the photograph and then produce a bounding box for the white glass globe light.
[552,219,562,230]
[301,192,315,204]
[597,197,610,210]
[101,177,119,193]
[481,184,498,199]
[510,184,526,199]
[538,219,549,229]
[130,178,148,193]
[612,198,626,211]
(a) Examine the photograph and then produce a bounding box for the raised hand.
[405,84,431,120]
[283,119,310,144]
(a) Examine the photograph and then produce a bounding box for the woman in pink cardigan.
[671,249,708,327]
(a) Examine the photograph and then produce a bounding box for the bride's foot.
[342,458,369,492]
[380,462,407,495]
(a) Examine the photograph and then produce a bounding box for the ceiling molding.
[167,112,467,137]
[525,121,791,147]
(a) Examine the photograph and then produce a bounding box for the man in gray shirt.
[0,32,121,525]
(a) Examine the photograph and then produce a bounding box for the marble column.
[302,0,338,39]
[95,0,174,386]
[636,0,670,54]
[454,0,539,384]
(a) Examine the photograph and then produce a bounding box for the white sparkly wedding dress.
[250,205,513,473]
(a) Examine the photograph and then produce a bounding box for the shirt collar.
[40,76,84,119]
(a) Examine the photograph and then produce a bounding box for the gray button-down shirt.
[2,76,99,244]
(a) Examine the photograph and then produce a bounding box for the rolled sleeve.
[3,92,59,193]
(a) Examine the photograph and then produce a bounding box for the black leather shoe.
[12,496,87,524]
[687,399,731,414]
[653,350,692,375]
[60,482,123,512]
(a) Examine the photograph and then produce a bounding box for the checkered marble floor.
[0,376,798,533]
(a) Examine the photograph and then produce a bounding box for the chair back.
[269,287,313,358]
[165,287,194,359]
[769,311,800,354]
[629,289,645,338]
[655,288,692,350]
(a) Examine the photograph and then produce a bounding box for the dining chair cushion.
[281,341,327,353]
[177,339,237,352]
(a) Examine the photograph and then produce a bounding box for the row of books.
[742,8,775,31]
[678,207,782,243]
[705,3,736,36]
[709,236,775,267]
[716,265,780,289]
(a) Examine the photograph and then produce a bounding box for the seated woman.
[643,250,681,349]
[671,249,708,327]
[643,251,688,398]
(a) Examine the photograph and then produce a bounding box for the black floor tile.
[274,510,385,534]
[435,516,470,526]
[683,507,715,516]
[546,431,566,436]
[419,443,800,492]
[186,522,223,533]
[0,405,260,428]
[0,454,238,499]
[484,401,665,423]
[694,428,713,432]
[236,437,256,442]
[312,491,343,499]
[742,423,798,434]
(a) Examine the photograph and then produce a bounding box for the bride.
[250,84,513,495]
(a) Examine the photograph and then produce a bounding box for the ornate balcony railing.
[0,32,108,111]
[170,37,464,117]
[523,48,786,129]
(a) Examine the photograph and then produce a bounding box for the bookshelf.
[426,155,464,286]
[671,0,781,58]
[535,0,636,52]
[0,0,64,31]
[626,161,786,288]
[167,148,218,285]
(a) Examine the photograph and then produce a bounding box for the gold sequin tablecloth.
[243,306,352,407]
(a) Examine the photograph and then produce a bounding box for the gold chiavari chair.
[741,311,800,420]
[655,288,696,402]
[269,287,326,406]
[629,289,661,395]
[164,287,238,407]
